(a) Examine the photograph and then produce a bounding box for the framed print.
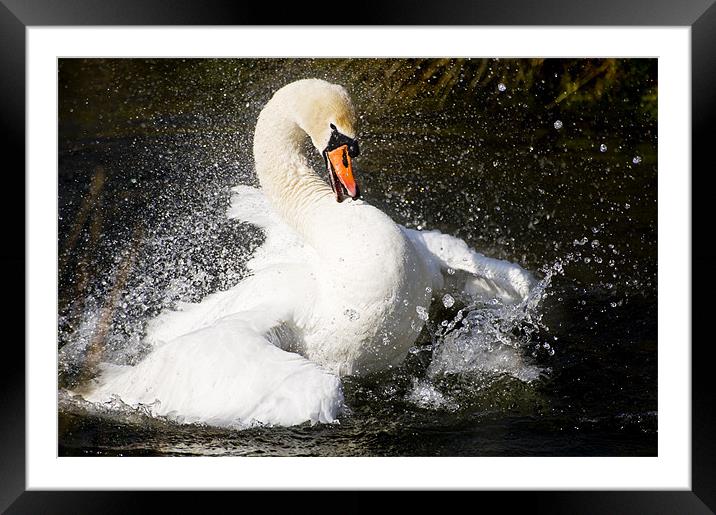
[6,0,716,512]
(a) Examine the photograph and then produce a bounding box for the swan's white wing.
[84,266,343,428]
[145,264,306,346]
[226,184,276,229]
[402,227,535,303]
[86,317,343,427]
[227,185,318,272]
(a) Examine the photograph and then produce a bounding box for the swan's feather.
[86,316,343,428]
[402,227,535,303]
[228,185,318,272]
[87,262,343,427]
[227,184,275,229]
[145,263,309,346]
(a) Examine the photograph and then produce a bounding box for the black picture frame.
[5,0,715,513]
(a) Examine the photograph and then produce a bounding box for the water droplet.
[403,299,410,306]
[599,143,608,152]
[425,286,432,295]
[624,203,631,209]
[442,294,455,308]
[573,237,588,246]
[497,82,506,92]
[447,267,455,275]
[416,305,429,321]
[632,155,642,164]
[344,308,360,321]
[554,120,563,130]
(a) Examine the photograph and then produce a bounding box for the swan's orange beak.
[326,144,359,202]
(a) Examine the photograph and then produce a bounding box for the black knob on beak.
[326,124,360,158]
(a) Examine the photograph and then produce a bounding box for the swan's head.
[274,79,361,202]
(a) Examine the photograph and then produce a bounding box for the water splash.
[406,378,456,410]
[406,256,574,409]
[416,305,429,321]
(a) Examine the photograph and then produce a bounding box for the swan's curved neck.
[253,101,334,242]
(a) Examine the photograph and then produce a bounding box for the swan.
[80,78,535,428]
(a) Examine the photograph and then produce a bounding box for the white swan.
[81,79,535,428]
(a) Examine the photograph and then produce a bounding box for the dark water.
[58,59,657,456]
